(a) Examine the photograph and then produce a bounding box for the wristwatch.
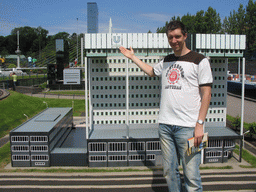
[197,119,204,125]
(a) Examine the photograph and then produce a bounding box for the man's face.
[167,28,187,54]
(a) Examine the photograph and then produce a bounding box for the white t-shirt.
[153,51,213,127]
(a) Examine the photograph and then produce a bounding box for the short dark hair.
[165,20,187,36]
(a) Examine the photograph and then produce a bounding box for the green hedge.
[227,115,256,138]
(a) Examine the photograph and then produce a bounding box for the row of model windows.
[91,67,145,73]
[91,66,226,75]
[92,86,126,90]
[92,85,224,90]
[212,85,225,89]
[91,58,160,64]
[198,49,243,54]
[93,117,223,125]
[212,68,226,72]
[92,76,159,82]
[92,100,223,107]
[87,49,168,54]
[92,102,160,108]
[92,101,223,108]
[93,109,222,117]
[92,94,160,99]
[90,58,232,67]
[92,85,160,90]
[214,76,225,81]
[209,101,225,106]
[93,110,159,116]
[209,109,225,114]
[93,119,158,125]
[205,118,224,122]
[92,93,222,99]
[91,66,225,73]
[211,59,226,63]
[212,93,225,97]
[92,93,222,100]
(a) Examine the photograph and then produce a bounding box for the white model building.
[84,33,246,166]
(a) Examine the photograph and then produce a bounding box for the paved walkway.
[227,93,256,124]
[0,135,9,148]
[24,93,85,100]
[0,89,10,100]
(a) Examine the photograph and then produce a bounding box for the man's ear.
[184,33,188,40]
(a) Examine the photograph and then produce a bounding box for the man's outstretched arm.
[194,85,212,147]
[119,46,155,77]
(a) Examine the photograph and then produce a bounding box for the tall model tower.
[87,2,98,33]
[109,18,112,33]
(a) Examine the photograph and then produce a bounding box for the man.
[11,72,18,91]
[0,57,5,69]
[74,57,78,66]
[32,58,37,67]
[119,21,212,191]
[28,56,32,67]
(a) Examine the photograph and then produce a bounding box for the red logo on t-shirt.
[169,71,178,81]
[167,68,180,84]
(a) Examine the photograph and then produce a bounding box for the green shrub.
[39,82,47,89]
[232,116,241,132]
[246,122,256,138]
[227,115,256,138]
[8,64,16,68]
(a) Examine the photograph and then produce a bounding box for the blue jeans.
[159,124,202,192]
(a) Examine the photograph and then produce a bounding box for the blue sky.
[0,0,250,36]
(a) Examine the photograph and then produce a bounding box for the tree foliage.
[157,7,221,34]
[2,26,49,57]
[157,7,221,33]
[156,3,256,57]
[222,4,246,34]
[181,14,196,33]
[245,0,256,54]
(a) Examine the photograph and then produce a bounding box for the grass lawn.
[0,91,85,138]
[0,74,46,81]
[0,143,11,169]
[234,145,256,168]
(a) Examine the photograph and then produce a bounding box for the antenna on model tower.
[109,18,112,33]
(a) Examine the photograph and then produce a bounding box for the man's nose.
[172,37,178,43]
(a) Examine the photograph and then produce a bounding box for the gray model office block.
[10,107,73,167]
